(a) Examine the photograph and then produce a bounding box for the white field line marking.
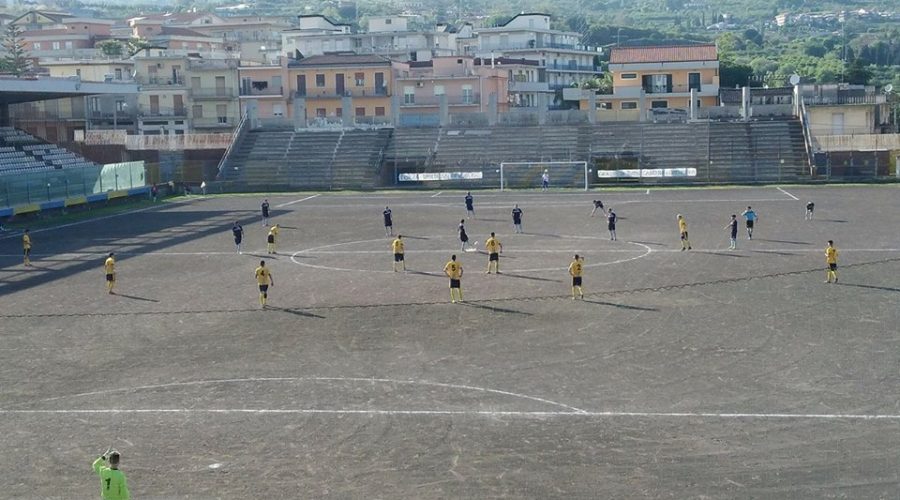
[431,191,443,198]
[646,189,650,195]
[295,198,795,210]
[9,376,586,413]
[5,248,900,259]
[777,187,800,200]
[275,193,320,208]
[2,408,900,421]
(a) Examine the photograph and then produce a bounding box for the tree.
[126,38,151,56]
[2,23,30,77]
[96,40,124,58]
[720,59,753,88]
[844,58,872,85]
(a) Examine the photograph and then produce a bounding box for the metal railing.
[216,114,247,179]
[240,86,284,97]
[0,162,146,208]
[296,87,389,99]
[190,88,237,98]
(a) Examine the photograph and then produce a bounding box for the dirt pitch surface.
[1,186,899,499]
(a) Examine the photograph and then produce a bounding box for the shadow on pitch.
[755,239,811,245]
[266,305,326,319]
[695,250,748,258]
[836,282,900,293]
[461,301,532,316]
[629,241,666,246]
[114,293,160,303]
[523,232,562,239]
[751,250,797,257]
[406,270,442,277]
[501,273,562,283]
[818,219,848,223]
[583,299,658,312]
[400,235,430,240]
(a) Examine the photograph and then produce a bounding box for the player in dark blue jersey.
[383,206,393,236]
[465,192,475,219]
[511,205,523,233]
[232,221,244,254]
[606,208,617,241]
[724,214,738,250]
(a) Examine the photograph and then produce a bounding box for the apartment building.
[290,54,393,124]
[393,56,508,116]
[19,16,116,61]
[282,15,456,63]
[472,13,600,98]
[238,62,290,120]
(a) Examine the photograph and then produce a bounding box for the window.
[316,108,326,118]
[335,108,342,117]
[65,41,72,49]
[385,18,391,24]
[403,86,415,104]
[217,104,227,123]
[433,85,445,96]
[689,72,701,91]
[620,73,637,79]
[462,84,473,104]
[192,105,203,118]
[651,100,668,108]
[76,68,81,77]
[597,102,612,110]
[355,107,365,117]
[52,41,60,50]
[114,68,122,80]
[355,72,365,86]
[375,107,385,116]
[272,104,284,117]
[315,74,325,87]
[33,42,41,50]
[621,102,638,110]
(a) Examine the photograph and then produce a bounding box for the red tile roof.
[609,44,717,64]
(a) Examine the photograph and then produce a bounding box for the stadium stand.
[0,126,101,176]
[220,118,809,189]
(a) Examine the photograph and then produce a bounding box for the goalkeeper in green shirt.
[92,449,130,500]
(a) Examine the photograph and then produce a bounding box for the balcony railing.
[191,87,237,98]
[480,42,598,52]
[136,75,186,86]
[545,63,600,72]
[193,117,238,128]
[401,95,480,107]
[508,81,550,92]
[295,87,389,99]
[138,108,188,118]
[802,94,886,105]
[641,83,714,95]
[240,86,285,97]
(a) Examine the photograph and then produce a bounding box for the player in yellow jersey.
[825,240,838,284]
[104,252,116,294]
[92,449,129,500]
[22,228,32,266]
[443,254,463,303]
[568,254,584,299]
[484,232,503,274]
[677,214,692,251]
[267,224,280,254]
[254,260,274,307]
[391,234,405,272]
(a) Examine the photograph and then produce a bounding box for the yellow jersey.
[678,218,687,233]
[104,257,115,274]
[568,259,583,277]
[255,266,272,285]
[22,234,31,249]
[825,246,837,264]
[268,226,279,239]
[485,237,501,253]
[443,260,462,279]
[391,238,404,254]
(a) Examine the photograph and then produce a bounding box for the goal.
[499,161,589,191]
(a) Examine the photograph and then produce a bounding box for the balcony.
[193,117,238,128]
[400,94,480,107]
[545,63,600,73]
[240,86,285,97]
[138,107,188,119]
[802,94,885,106]
[136,75,186,87]
[295,87,390,99]
[641,83,716,95]
[508,81,551,93]
[481,42,598,52]
[191,87,237,99]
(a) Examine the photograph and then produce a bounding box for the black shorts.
[829,263,837,271]
[608,223,616,231]
[106,273,115,282]
[267,235,275,244]
[384,221,392,227]
[259,284,269,292]
[572,276,582,286]
[394,253,404,262]
[466,204,473,211]
[262,211,269,218]
[513,219,521,225]
[460,233,469,243]
[23,248,30,256]
[489,252,499,261]
[234,237,242,245]
[449,279,461,289]
[680,232,688,240]
[746,220,754,228]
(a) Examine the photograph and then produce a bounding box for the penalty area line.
[776,187,799,200]
[275,193,321,208]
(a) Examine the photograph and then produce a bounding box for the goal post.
[499,161,590,191]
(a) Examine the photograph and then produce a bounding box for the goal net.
[499,161,589,191]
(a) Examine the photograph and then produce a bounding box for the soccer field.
[1,185,899,498]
